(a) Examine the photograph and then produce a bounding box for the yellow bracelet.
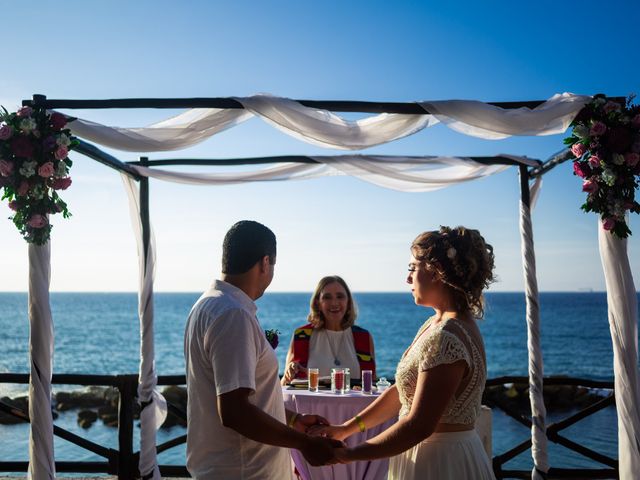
[354,415,366,433]
[288,412,299,428]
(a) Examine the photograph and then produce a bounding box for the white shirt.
[308,327,361,378]
[184,280,293,480]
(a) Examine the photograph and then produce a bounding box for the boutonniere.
[265,329,281,349]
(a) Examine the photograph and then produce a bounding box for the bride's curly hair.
[411,226,496,319]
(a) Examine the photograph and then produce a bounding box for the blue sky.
[1,0,638,292]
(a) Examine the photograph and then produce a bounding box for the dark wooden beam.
[23,94,626,114]
[75,140,143,180]
[127,155,529,167]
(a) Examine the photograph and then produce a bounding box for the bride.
[310,226,496,479]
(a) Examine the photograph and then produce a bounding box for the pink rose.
[602,218,616,231]
[51,176,72,190]
[573,161,590,178]
[582,179,599,193]
[0,123,12,140]
[590,121,607,136]
[16,181,30,196]
[624,152,639,167]
[54,146,69,160]
[26,214,47,229]
[588,155,601,168]
[0,159,14,177]
[38,162,55,178]
[49,112,67,131]
[632,115,640,128]
[16,106,33,118]
[571,143,587,158]
[8,200,19,211]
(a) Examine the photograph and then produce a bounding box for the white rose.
[574,125,590,139]
[612,153,625,165]
[56,134,71,147]
[55,161,67,177]
[19,160,37,178]
[19,118,37,133]
[602,169,616,186]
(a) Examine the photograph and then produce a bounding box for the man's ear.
[260,255,271,273]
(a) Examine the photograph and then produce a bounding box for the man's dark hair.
[222,220,277,274]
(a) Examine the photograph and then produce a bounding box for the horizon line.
[0,290,619,294]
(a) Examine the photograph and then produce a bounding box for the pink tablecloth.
[283,387,397,480]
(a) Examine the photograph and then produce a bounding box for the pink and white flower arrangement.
[565,95,640,238]
[0,106,76,244]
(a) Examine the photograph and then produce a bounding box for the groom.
[184,220,339,479]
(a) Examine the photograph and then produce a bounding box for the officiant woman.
[281,275,376,384]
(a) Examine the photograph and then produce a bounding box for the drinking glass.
[308,368,319,392]
[362,369,373,394]
[331,367,346,394]
[344,367,351,392]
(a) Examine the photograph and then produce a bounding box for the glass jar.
[376,377,390,392]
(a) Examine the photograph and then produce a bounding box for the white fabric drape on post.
[27,242,55,480]
[122,175,167,480]
[598,219,640,480]
[67,93,591,152]
[517,179,549,479]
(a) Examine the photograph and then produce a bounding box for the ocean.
[1,291,637,472]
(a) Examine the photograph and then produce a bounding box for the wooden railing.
[0,374,618,479]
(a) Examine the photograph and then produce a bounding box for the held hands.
[292,415,353,465]
[300,435,345,466]
[307,423,352,442]
[292,413,329,433]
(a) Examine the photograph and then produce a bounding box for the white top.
[184,280,293,480]
[308,328,361,378]
[395,317,486,425]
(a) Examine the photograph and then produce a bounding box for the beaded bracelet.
[354,415,366,433]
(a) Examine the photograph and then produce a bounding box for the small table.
[283,387,396,480]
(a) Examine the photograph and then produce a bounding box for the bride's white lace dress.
[389,317,496,479]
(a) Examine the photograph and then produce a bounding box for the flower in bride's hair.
[446,247,457,260]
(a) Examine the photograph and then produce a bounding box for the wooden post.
[117,374,137,480]
[139,157,150,269]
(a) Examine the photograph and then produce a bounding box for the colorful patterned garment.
[291,323,375,378]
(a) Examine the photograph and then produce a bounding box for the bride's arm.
[309,384,401,441]
[341,360,466,461]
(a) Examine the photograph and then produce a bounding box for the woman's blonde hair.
[411,226,495,319]
[308,275,357,329]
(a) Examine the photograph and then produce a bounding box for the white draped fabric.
[130,155,535,191]
[68,108,252,152]
[421,93,590,139]
[598,219,640,480]
[121,176,168,480]
[27,242,55,480]
[67,93,591,151]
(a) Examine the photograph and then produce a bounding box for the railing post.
[117,374,138,480]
